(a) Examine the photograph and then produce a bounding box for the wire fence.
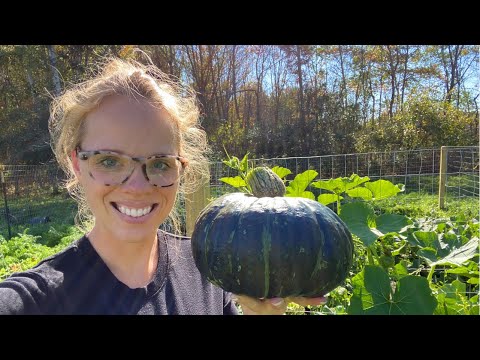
[1,146,479,239]
[209,146,479,202]
[0,164,75,239]
[444,146,479,199]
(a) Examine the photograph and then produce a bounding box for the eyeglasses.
[76,148,188,187]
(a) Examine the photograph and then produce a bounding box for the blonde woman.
[0,57,325,314]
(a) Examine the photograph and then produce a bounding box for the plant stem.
[367,248,375,265]
[427,265,436,283]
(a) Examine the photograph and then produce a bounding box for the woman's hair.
[48,55,210,234]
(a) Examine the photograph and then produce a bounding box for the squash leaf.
[219,176,247,188]
[285,170,318,197]
[348,265,437,315]
[429,237,479,267]
[271,166,291,180]
[311,174,370,193]
[364,180,404,200]
[345,187,373,200]
[340,202,411,247]
[317,193,343,206]
[339,202,381,246]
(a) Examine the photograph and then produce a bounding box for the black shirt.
[0,230,238,315]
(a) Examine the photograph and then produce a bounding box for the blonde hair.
[48,56,210,234]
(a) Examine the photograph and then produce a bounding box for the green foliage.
[0,224,82,280]
[218,155,479,314]
[340,202,412,247]
[348,265,438,315]
[355,93,478,153]
[285,170,317,200]
[311,174,404,212]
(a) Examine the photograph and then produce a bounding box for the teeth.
[118,205,153,218]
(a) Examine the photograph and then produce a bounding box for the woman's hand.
[233,294,327,315]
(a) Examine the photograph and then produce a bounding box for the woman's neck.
[86,227,159,289]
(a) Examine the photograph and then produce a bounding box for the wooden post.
[438,146,448,209]
[1,170,12,239]
[185,181,210,237]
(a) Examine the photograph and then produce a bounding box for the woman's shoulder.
[0,235,87,292]
[21,235,88,279]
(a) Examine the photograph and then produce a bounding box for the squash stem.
[367,248,375,265]
[427,265,436,284]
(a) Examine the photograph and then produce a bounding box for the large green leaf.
[430,237,479,267]
[317,193,342,206]
[295,191,315,200]
[393,261,409,279]
[417,247,438,265]
[365,180,404,200]
[340,202,381,246]
[391,276,437,315]
[348,265,437,315]
[349,265,392,315]
[410,231,438,248]
[376,214,412,234]
[219,176,247,188]
[310,174,370,194]
[434,281,470,315]
[345,187,373,200]
[271,166,291,179]
[286,170,318,196]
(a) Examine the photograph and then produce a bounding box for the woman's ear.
[71,149,81,178]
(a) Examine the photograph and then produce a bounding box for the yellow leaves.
[119,45,135,59]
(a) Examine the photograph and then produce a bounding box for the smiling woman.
[0,54,326,315]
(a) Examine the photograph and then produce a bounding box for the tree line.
[0,45,478,164]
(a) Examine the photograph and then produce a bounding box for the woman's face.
[72,95,180,243]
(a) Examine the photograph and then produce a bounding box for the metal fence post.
[1,170,12,239]
[438,146,448,209]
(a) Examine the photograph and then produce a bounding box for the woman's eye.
[99,157,119,168]
[152,160,168,170]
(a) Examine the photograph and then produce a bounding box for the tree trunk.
[400,45,410,111]
[47,45,61,96]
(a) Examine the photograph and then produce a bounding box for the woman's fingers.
[233,295,287,315]
[286,296,328,307]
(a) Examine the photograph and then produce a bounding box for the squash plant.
[210,153,478,314]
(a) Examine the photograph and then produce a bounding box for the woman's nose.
[121,163,151,190]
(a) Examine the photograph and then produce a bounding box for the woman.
[0,56,326,314]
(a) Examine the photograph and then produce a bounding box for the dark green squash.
[190,167,354,299]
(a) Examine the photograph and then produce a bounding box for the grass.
[373,192,479,220]
[0,191,77,239]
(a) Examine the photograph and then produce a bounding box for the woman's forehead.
[93,94,165,118]
[81,95,178,153]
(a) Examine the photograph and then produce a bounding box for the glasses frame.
[75,147,188,187]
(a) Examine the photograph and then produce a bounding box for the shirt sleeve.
[0,272,49,315]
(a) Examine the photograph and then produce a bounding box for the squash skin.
[246,167,286,197]
[191,192,354,298]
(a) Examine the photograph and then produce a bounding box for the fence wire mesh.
[0,146,478,314]
[0,164,77,239]
[2,147,478,239]
[445,146,479,199]
[209,147,479,203]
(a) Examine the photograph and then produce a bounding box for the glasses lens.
[146,157,182,186]
[88,153,132,185]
